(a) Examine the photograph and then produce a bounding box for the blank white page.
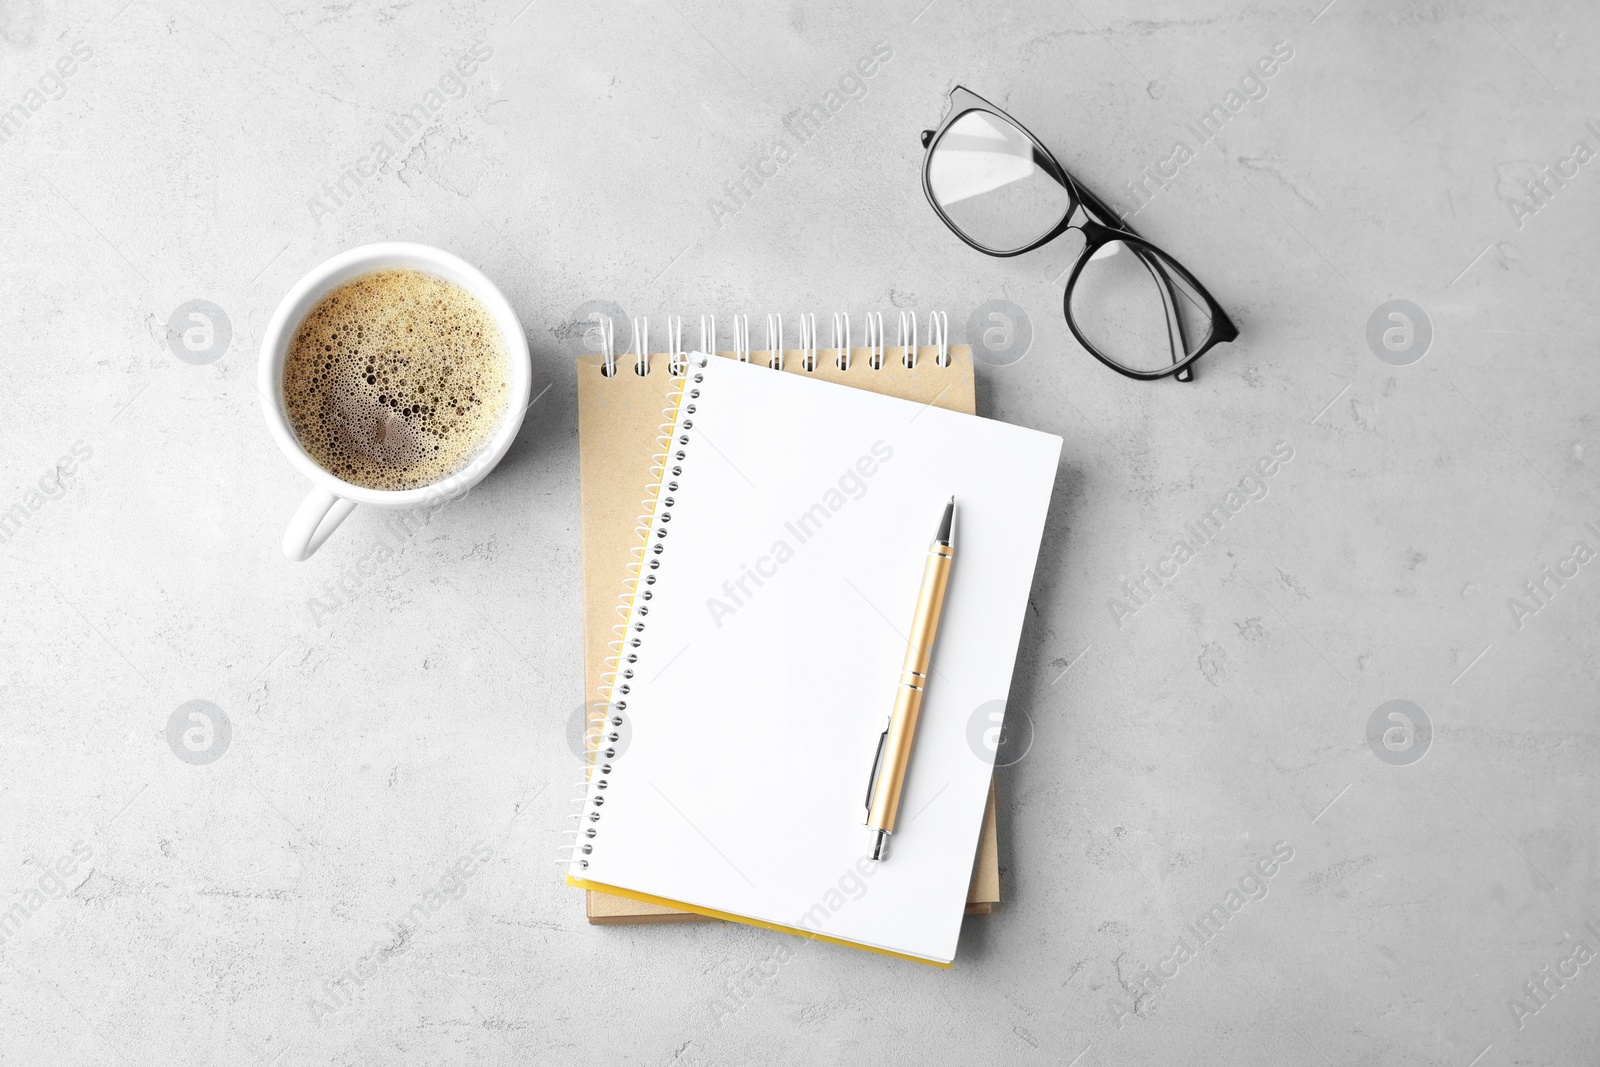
[571,355,1061,964]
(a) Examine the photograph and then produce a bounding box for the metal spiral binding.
[832,312,851,371]
[571,350,709,873]
[864,311,885,370]
[667,315,686,376]
[799,313,818,372]
[589,309,950,378]
[631,316,650,376]
[929,310,950,368]
[766,313,783,370]
[897,310,918,369]
[597,315,617,378]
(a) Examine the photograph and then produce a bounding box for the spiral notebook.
[575,315,1003,926]
[567,319,1063,965]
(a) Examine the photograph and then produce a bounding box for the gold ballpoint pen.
[865,496,956,862]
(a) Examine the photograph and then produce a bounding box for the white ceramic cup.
[258,243,531,561]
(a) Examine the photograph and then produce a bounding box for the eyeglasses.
[920,86,1238,382]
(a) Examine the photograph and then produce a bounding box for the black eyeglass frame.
[920,86,1239,382]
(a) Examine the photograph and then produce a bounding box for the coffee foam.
[283,269,509,491]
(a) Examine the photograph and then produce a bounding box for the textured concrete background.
[2,0,1597,1063]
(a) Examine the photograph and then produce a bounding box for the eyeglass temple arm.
[1134,247,1196,382]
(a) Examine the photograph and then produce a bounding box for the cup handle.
[282,486,357,561]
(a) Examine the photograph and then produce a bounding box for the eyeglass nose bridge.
[1073,216,1116,243]
[1042,210,1101,253]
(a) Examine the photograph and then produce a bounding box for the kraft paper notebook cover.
[569,344,1062,965]
[576,340,1001,925]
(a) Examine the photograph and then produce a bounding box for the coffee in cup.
[282,268,509,491]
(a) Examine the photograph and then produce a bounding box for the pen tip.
[935,497,955,546]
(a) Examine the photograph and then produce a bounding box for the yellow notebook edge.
[583,777,998,924]
[567,874,953,968]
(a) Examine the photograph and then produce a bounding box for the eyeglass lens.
[926,110,1072,254]
[1069,241,1215,374]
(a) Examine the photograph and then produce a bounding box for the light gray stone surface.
[2,0,1597,1063]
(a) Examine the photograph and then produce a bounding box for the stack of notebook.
[569,334,1061,965]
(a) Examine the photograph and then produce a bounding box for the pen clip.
[864,726,888,819]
